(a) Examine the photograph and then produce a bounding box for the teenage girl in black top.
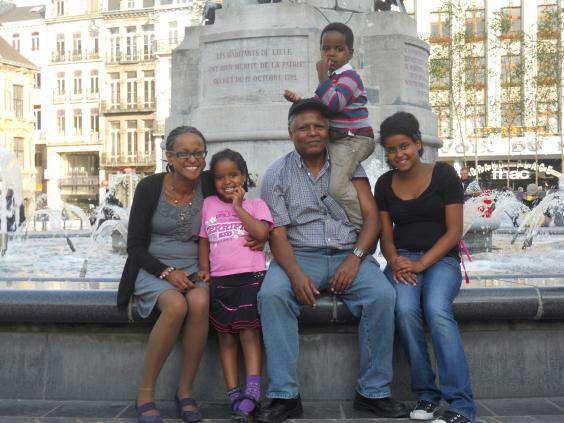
[374,112,476,423]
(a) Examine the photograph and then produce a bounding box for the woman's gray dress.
[134,184,204,318]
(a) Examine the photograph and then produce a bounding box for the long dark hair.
[165,126,207,173]
[209,149,255,192]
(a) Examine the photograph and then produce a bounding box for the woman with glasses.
[118,126,212,423]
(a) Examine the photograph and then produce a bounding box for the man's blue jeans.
[384,251,476,421]
[258,249,396,399]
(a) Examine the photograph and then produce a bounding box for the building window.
[74,110,82,136]
[108,0,120,10]
[127,120,138,157]
[434,104,452,139]
[110,122,120,156]
[73,71,82,95]
[91,109,99,133]
[465,9,485,40]
[57,72,65,95]
[55,0,65,16]
[35,72,41,89]
[109,27,120,62]
[537,49,559,85]
[143,0,155,6]
[143,24,154,59]
[501,102,523,129]
[12,33,20,51]
[126,27,137,61]
[13,85,23,118]
[110,73,120,107]
[13,137,24,165]
[91,31,99,56]
[73,33,82,59]
[430,58,450,90]
[128,0,136,8]
[143,70,155,107]
[144,120,153,155]
[57,110,66,136]
[430,12,450,42]
[465,102,486,135]
[538,4,560,38]
[500,6,522,38]
[169,21,178,45]
[501,55,523,87]
[161,0,173,4]
[56,33,65,60]
[32,32,39,51]
[126,71,137,108]
[90,70,99,93]
[34,105,41,130]
[537,101,559,134]
[465,56,486,88]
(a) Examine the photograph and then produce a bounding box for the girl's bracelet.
[159,266,175,279]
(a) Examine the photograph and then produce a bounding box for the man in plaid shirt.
[256,99,408,423]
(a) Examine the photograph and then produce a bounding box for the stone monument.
[166,0,440,179]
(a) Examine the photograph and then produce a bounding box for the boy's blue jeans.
[258,249,396,400]
[327,134,375,230]
[384,251,476,421]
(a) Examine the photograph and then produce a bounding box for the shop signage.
[469,162,562,180]
[473,126,547,137]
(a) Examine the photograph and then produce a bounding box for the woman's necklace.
[165,174,194,206]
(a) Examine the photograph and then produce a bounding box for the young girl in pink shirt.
[198,149,273,421]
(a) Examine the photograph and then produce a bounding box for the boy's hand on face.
[283,90,301,103]
[316,59,331,83]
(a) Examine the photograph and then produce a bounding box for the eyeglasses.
[167,150,207,160]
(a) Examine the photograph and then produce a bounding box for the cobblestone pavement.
[1,397,564,422]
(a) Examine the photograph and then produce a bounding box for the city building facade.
[0,0,203,209]
[0,36,38,203]
[405,0,563,190]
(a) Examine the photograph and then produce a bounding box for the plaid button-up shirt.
[260,150,366,250]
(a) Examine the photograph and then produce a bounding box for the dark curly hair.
[320,22,354,49]
[379,111,424,158]
[209,149,256,192]
[165,126,207,173]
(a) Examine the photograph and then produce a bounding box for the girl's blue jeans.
[384,250,476,421]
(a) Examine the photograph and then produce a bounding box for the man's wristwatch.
[352,247,366,260]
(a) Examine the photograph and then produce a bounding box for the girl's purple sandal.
[231,394,260,422]
[175,394,203,423]
[135,401,163,423]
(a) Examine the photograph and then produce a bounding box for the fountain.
[0,1,563,412]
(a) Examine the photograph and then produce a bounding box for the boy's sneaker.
[431,410,471,423]
[410,400,440,420]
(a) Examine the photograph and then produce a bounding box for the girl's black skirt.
[209,271,265,333]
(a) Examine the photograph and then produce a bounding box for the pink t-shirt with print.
[199,195,273,277]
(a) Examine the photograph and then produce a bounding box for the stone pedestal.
[166,2,440,179]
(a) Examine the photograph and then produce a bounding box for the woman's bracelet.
[159,266,175,279]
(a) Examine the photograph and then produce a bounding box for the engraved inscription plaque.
[403,43,429,106]
[202,36,308,103]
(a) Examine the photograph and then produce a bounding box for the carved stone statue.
[375,0,406,12]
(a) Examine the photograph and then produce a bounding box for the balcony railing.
[101,100,156,114]
[86,90,100,100]
[106,50,156,64]
[58,176,100,187]
[50,51,99,63]
[101,152,156,167]
[53,91,67,103]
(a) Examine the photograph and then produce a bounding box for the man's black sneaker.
[431,410,472,423]
[353,392,409,418]
[255,396,303,423]
[411,400,440,420]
